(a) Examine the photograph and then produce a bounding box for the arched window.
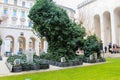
[28,20,33,27]
[13,10,17,16]
[3,8,8,15]
[4,0,8,4]
[14,0,17,5]
[22,1,25,7]
[21,11,25,17]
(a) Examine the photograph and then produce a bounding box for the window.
[22,1,25,7]
[4,0,8,3]
[3,9,8,15]
[30,3,32,8]
[28,20,33,27]
[13,10,17,16]
[14,0,17,5]
[21,11,25,17]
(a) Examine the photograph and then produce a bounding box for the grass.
[0,58,120,80]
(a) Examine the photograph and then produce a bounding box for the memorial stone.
[26,49,33,64]
[89,54,93,60]
[14,59,20,66]
[61,57,66,62]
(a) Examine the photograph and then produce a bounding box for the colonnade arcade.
[4,35,48,55]
[94,7,120,46]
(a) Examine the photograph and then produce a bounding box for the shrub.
[83,35,101,58]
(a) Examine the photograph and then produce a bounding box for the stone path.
[0,57,10,76]
[104,53,120,58]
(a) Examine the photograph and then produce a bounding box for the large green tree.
[28,0,86,59]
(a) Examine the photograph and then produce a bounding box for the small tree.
[28,0,86,60]
[83,35,101,58]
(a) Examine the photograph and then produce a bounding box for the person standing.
[104,46,107,53]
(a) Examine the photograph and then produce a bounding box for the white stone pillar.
[26,38,30,51]
[110,10,117,44]
[35,39,40,55]
[43,40,48,53]
[14,37,19,55]
[7,8,12,25]
[100,14,105,48]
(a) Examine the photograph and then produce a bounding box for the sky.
[53,0,85,10]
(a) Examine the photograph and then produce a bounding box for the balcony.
[20,17,26,22]
[11,16,17,21]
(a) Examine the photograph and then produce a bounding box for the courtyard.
[0,57,120,80]
[0,53,120,80]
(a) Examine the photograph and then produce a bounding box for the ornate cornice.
[77,0,97,9]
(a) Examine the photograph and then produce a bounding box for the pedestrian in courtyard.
[104,46,107,53]
[108,42,112,53]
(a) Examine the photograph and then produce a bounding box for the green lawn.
[0,58,120,80]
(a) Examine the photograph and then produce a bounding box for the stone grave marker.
[89,54,93,60]
[14,59,20,66]
[61,57,66,62]
[26,49,33,64]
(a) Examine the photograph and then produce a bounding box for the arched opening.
[29,37,35,50]
[94,15,101,39]
[5,36,14,54]
[103,11,112,46]
[114,7,120,45]
[18,37,26,54]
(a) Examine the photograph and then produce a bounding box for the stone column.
[43,40,48,53]
[100,14,105,48]
[14,37,19,55]
[110,10,117,44]
[35,39,40,55]
[26,38,30,51]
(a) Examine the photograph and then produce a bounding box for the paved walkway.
[0,57,10,75]
[104,53,120,58]
[0,53,120,77]
[0,58,106,77]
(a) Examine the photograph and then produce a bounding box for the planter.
[62,62,69,67]
[68,62,74,66]
[21,64,31,71]
[40,64,49,69]
[50,61,56,65]
[30,64,40,70]
[0,56,2,60]
[12,66,22,72]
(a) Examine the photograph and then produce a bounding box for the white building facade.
[0,0,75,56]
[77,0,120,47]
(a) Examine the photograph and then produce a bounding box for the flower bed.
[39,59,83,67]
[6,55,49,72]
[83,57,106,63]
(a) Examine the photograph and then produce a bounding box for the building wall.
[0,0,75,56]
[77,0,120,47]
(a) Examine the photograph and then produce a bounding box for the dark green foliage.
[83,35,101,58]
[28,0,86,58]
[0,38,2,46]
[40,52,84,62]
